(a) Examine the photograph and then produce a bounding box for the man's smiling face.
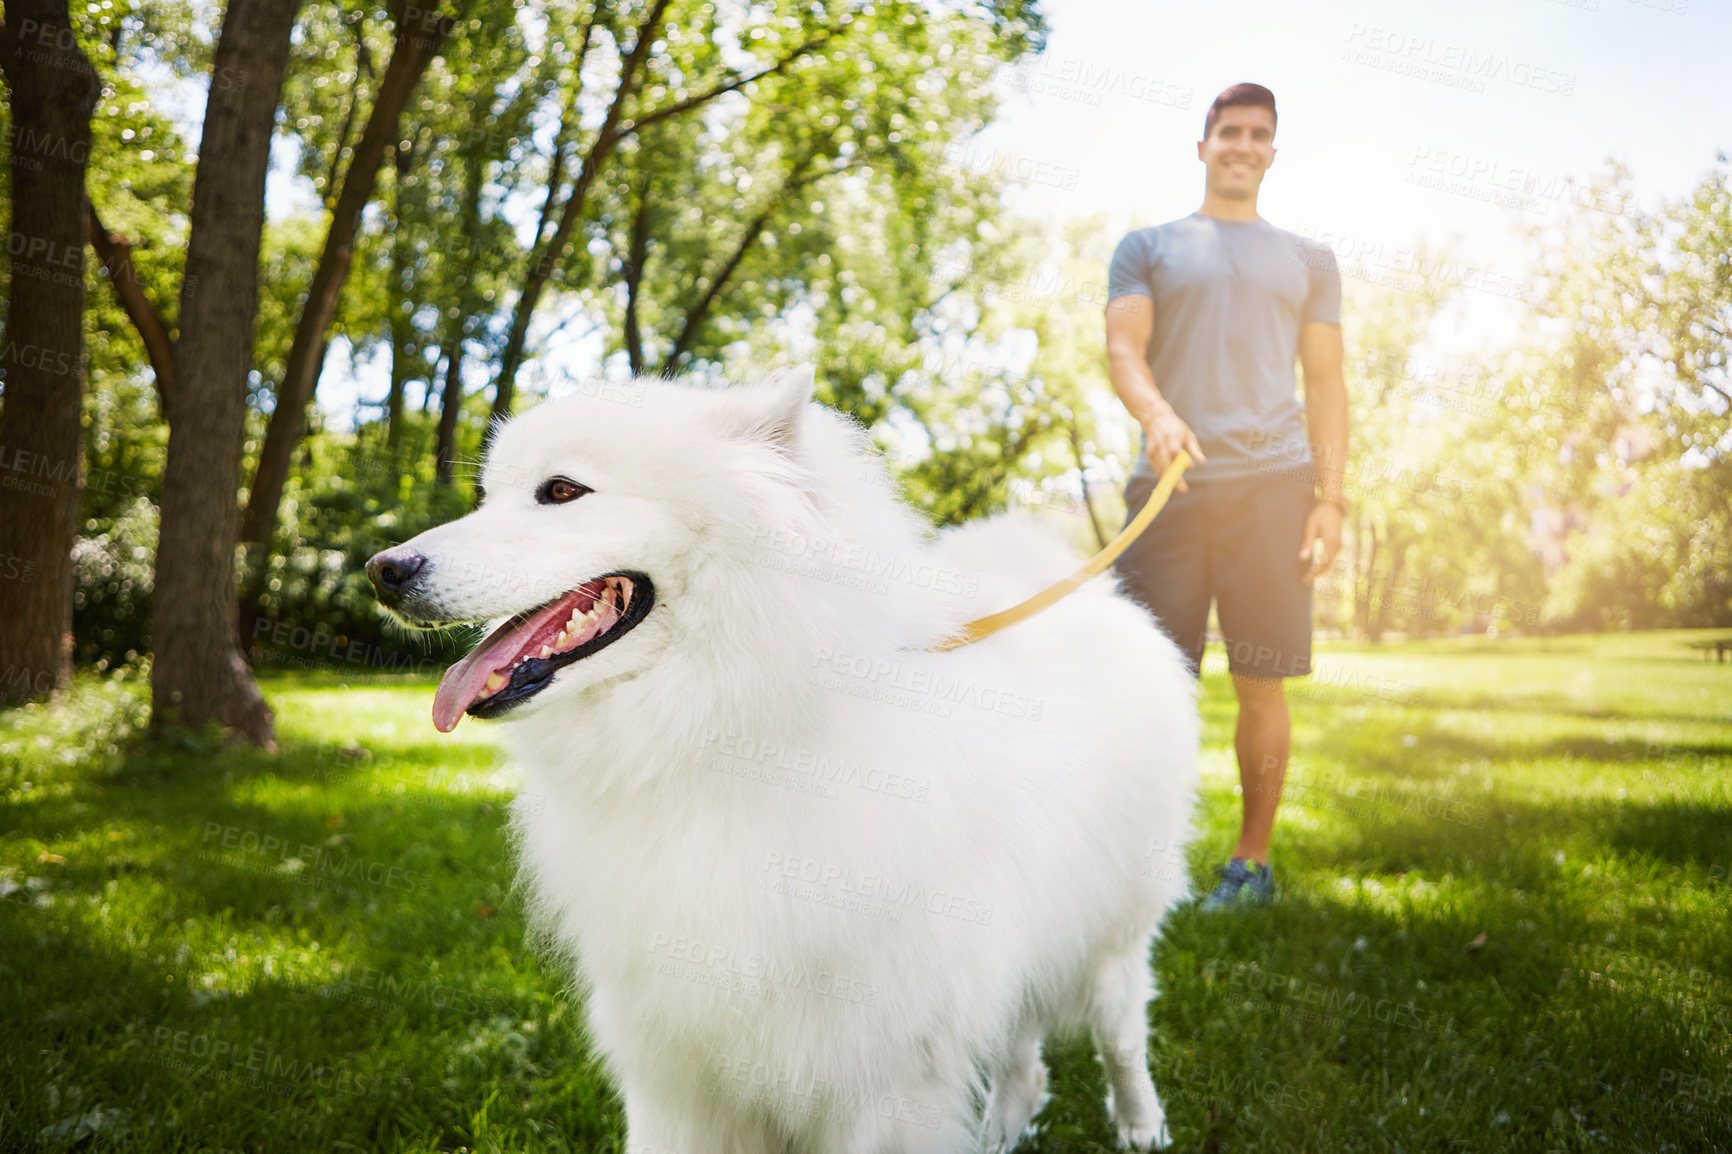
[1198,105,1276,202]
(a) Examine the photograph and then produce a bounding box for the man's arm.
[1105,294,1206,491]
[1297,320,1348,583]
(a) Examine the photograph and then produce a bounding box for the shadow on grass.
[5,748,523,934]
[2,896,616,1152]
[1289,707,1732,874]
[1408,729,1727,768]
[2,729,621,1152]
[1151,702,1732,1151]
[1143,833,1727,1153]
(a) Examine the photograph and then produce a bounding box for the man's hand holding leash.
[1143,406,1207,493]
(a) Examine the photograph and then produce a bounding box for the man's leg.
[1114,474,1212,676]
[1230,673,1290,864]
[1201,471,1314,907]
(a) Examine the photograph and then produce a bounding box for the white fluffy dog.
[367,368,1200,1153]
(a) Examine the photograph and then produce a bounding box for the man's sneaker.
[1200,858,1275,910]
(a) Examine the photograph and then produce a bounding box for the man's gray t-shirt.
[1108,213,1341,481]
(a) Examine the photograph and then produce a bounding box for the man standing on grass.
[1105,83,1349,909]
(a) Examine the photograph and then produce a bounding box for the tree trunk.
[383,127,423,474]
[434,147,483,488]
[622,175,653,376]
[1369,543,1406,643]
[0,0,100,705]
[149,0,302,746]
[238,11,446,563]
[1065,418,1108,549]
[384,223,412,469]
[1354,519,1377,640]
[434,327,465,486]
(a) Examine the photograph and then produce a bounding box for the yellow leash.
[930,451,1193,652]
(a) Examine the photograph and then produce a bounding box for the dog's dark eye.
[537,476,591,505]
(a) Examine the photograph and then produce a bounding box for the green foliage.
[248,417,472,674]
[909,215,1128,537]
[70,494,157,668]
[1320,256,1548,641]
[1301,161,1731,639]
[23,0,1732,681]
[1521,162,1732,630]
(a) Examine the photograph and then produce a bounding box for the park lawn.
[2,632,1729,1152]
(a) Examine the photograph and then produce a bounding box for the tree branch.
[663,153,853,372]
[85,198,174,408]
[532,11,596,254]
[322,19,373,209]
[491,8,844,416]
[533,121,572,257]
[622,175,653,375]
[615,30,837,140]
[490,0,673,423]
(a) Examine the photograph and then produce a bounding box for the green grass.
[3,632,1729,1152]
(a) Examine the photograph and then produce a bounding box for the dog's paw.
[1106,1077,1170,1151]
[1117,1116,1172,1152]
[981,1089,1050,1153]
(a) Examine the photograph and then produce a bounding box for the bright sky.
[307,0,1730,422]
[984,0,1727,243]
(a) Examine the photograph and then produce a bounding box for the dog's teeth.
[539,644,553,659]
[484,671,508,694]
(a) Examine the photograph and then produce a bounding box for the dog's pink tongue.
[432,596,578,733]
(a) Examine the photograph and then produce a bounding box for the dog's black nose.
[367,546,426,604]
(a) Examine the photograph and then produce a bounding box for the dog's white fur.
[389,369,1200,1153]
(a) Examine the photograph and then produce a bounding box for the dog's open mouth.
[432,571,655,732]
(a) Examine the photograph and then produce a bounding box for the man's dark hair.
[1203,83,1277,140]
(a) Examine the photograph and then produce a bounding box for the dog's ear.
[733,364,816,454]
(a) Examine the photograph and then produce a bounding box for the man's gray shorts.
[1115,468,1315,680]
